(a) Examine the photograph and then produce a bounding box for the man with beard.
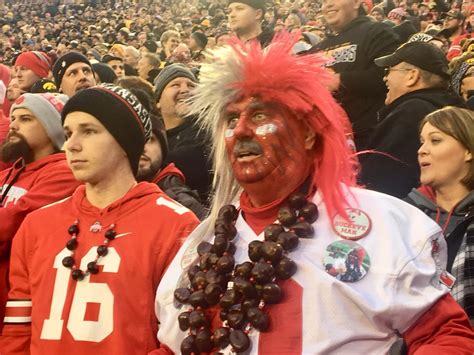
[52,52,97,97]
[137,114,207,220]
[0,93,80,331]
[153,35,474,354]
[154,64,212,202]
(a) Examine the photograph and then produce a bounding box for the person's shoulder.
[23,194,74,223]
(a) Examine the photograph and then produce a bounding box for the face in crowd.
[60,63,97,97]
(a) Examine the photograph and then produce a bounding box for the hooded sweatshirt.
[406,186,474,271]
[0,153,80,330]
[0,182,199,354]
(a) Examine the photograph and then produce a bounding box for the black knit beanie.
[53,52,92,87]
[61,84,152,175]
[154,63,197,101]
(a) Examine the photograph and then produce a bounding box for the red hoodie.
[0,182,199,355]
[0,153,80,330]
[151,163,186,184]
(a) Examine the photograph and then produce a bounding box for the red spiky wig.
[191,32,357,220]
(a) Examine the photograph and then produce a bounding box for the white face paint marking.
[225,129,235,138]
[255,123,277,136]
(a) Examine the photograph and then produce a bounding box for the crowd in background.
[0,0,473,352]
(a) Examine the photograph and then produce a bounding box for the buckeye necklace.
[62,220,117,281]
[174,192,319,354]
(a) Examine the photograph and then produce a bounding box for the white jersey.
[155,186,449,354]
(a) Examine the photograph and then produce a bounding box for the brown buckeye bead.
[66,238,78,251]
[196,328,214,352]
[178,311,191,331]
[278,206,298,227]
[227,309,246,329]
[68,224,79,235]
[216,255,235,274]
[197,241,213,256]
[189,290,208,308]
[248,240,263,262]
[191,271,208,290]
[188,264,200,281]
[204,283,224,305]
[87,261,99,274]
[71,268,84,281]
[215,223,237,240]
[199,252,214,271]
[205,269,226,287]
[233,277,258,299]
[62,256,75,268]
[276,231,299,251]
[180,334,198,355]
[241,298,260,313]
[219,289,241,310]
[213,234,229,256]
[234,261,254,278]
[249,309,269,331]
[300,202,319,223]
[288,192,307,209]
[291,221,314,238]
[262,283,283,304]
[251,261,275,284]
[264,224,285,242]
[105,228,116,240]
[96,245,108,257]
[218,204,238,223]
[189,309,209,328]
[174,287,192,304]
[229,329,251,353]
[214,327,231,348]
[260,241,284,263]
[275,257,297,280]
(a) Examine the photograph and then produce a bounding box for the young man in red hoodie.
[0,93,80,331]
[0,84,198,354]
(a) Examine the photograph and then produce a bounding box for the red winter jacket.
[0,153,80,331]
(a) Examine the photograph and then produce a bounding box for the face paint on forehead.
[255,123,277,136]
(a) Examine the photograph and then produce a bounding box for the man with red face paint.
[151,35,474,355]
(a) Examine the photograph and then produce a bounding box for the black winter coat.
[309,16,400,150]
[359,88,465,198]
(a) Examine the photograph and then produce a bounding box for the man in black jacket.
[308,0,400,150]
[359,42,466,198]
[154,64,212,202]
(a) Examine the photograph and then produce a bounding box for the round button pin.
[332,208,372,240]
[323,240,371,282]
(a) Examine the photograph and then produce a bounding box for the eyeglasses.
[384,67,413,76]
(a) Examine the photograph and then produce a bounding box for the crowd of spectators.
[0,0,473,352]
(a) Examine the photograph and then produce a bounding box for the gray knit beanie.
[10,93,69,149]
[153,63,197,102]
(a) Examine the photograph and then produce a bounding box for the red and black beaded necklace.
[62,220,118,281]
[174,192,319,354]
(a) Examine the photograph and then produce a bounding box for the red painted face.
[224,97,315,206]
